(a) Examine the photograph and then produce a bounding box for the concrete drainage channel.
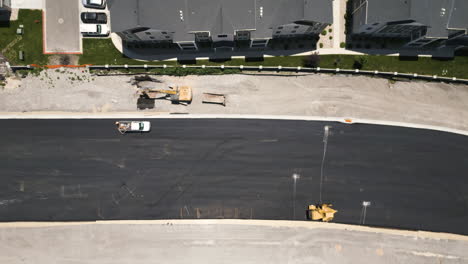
[8,64,468,85]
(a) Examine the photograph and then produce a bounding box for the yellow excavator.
[139,85,192,103]
[307,204,337,222]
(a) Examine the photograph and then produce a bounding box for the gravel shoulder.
[1,69,468,131]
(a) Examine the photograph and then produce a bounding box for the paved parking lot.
[44,0,81,54]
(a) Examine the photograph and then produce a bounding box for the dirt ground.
[47,55,80,66]
[1,69,468,131]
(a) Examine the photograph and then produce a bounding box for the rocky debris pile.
[0,54,8,83]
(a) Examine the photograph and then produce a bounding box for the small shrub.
[334,57,342,67]
[321,30,327,36]
[340,42,346,48]
[353,60,362,69]
[319,43,324,48]
[353,56,368,69]
[359,56,368,65]
[303,53,320,67]
[329,36,333,40]
[328,28,332,33]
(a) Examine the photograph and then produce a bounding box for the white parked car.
[82,0,106,9]
[80,24,109,36]
[115,121,151,134]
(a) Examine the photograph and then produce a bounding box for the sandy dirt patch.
[1,69,468,131]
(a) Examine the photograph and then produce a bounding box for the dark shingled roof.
[448,0,468,29]
[353,0,468,38]
[108,0,333,42]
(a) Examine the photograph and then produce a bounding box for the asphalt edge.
[0,113,467,137]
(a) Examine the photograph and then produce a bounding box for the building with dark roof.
[351,0,468,48]
[108,0,333,51]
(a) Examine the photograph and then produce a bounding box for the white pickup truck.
[115,121,151,134]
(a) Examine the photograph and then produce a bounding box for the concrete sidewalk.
[0,220,467,264]
[331,0,346,49]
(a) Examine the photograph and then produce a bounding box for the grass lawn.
[190,55,468,79]
[78,39,305,67]
[79,39,468,78]
[0,10,48,65]
[79,39,180,66]
[1,20,467,79]
[319,55,468,79]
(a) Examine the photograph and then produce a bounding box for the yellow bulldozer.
[307,204,337,222]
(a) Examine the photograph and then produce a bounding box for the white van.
[80,24,109,36]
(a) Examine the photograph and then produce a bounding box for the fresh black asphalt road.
[1,119,468,235]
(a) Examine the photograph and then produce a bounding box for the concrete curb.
[0,219,467,241]
[0,113,467,137]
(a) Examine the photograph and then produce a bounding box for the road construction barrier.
[27,64,93,69]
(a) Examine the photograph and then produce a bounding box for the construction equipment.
[139,85,192,103]
[202,93,226,106]
[307,204,337,222]
[115,121,151,134]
